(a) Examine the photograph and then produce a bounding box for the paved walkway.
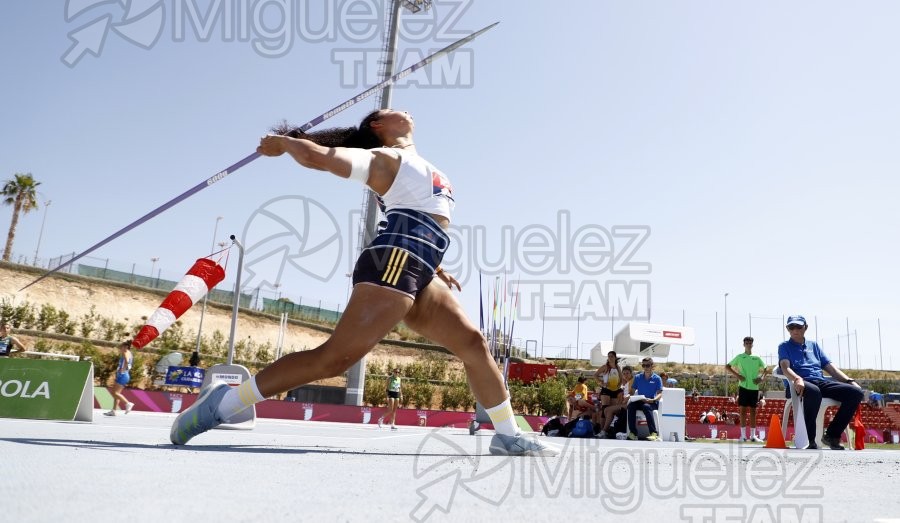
[3,412,899,522]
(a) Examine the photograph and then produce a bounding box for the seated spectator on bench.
[597,387,628,438]
[869,392,884,409]
[626,357,663,441]
[700,406,719,424]
[620,366,634,399]
[779,315,863,450]
[567,376,593,418]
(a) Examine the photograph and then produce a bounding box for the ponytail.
[271,109,384,149]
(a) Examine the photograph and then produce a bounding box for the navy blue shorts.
[352,209,448,299]
[353,247,434,299]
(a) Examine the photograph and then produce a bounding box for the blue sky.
[2,1,898,371]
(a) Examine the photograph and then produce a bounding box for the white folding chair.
[774,367,850,449]
[626,399,662,439]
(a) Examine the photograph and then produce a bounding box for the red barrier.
[108,388,548,431]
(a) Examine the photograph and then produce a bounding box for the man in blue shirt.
[778,315,863,450]
[627,357,663,441]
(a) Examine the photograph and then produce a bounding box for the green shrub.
[367,360,384,376]
[208,330,227,359]
[32,339,52,352]
[94,350,120,386]
[868,379,900,394]
[55,310,77,335]
[254,342,274,365]
[79,306,99,338]
[440,381,474,411]
[535,376,568,416]
[402,361,427,381]
[365,376,387,407]
[422,355,449,381]
[382,359,401,377]
[509,380,540,415]
[234,338,251,362]
[130,351,148,387]
[0,299,36,329]
[99,318,120,341]
[75,341,100,363]
[402,378,435,409]
[158,320,187,352]
[36,304,58,331]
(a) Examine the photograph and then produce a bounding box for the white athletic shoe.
[125,402,134,414]
[170,382,230,445]
[390,425,398,431]
[739,436,746,442]
[489,433,559,457]
[377,417,384,429]
[749,435,763,443]
[103,410,116,417]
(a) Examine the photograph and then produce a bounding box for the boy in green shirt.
[726,336,768,442]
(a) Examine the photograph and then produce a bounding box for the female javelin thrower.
[170,109,556,457]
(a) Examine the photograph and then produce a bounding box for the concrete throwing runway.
[3,411,900,523]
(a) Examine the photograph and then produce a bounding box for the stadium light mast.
[346,0,433,407]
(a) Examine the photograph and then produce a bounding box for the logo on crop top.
[432,170,454,201]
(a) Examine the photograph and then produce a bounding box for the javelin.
[20,21,500,292]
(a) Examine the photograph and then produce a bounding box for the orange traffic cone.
[765,414,787,449]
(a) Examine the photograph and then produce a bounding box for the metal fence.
[260,297,342,323]
[71,260,347,325]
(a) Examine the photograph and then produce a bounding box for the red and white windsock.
[132,258,226,349]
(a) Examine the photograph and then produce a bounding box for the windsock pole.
[227,235,245,366]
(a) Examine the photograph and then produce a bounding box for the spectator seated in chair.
[700,406,719,424]
[626,357,663,441]
[567,376,593,418]
[778,315,863,450]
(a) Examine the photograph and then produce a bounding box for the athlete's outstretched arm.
[257,135,397,194]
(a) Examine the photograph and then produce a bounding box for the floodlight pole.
[346,0,433,407]
[32,200,51,266]
[723,293,729,395]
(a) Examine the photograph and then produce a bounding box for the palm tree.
[2,173,41,262]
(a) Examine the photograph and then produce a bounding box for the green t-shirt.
[728,353,767,390]
[388,376,401,393]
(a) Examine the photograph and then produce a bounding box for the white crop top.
[378,149,454,220]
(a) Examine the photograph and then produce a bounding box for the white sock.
[215,377,266,422]
[750,428,757,437]
[485,398,520,437]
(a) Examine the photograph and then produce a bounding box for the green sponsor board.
[0,358,94,421]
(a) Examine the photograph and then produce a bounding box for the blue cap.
[786,315,807,327]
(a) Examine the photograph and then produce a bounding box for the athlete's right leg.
[170,284,413,445]
[256,284,413,396]
[403,280,557,456]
